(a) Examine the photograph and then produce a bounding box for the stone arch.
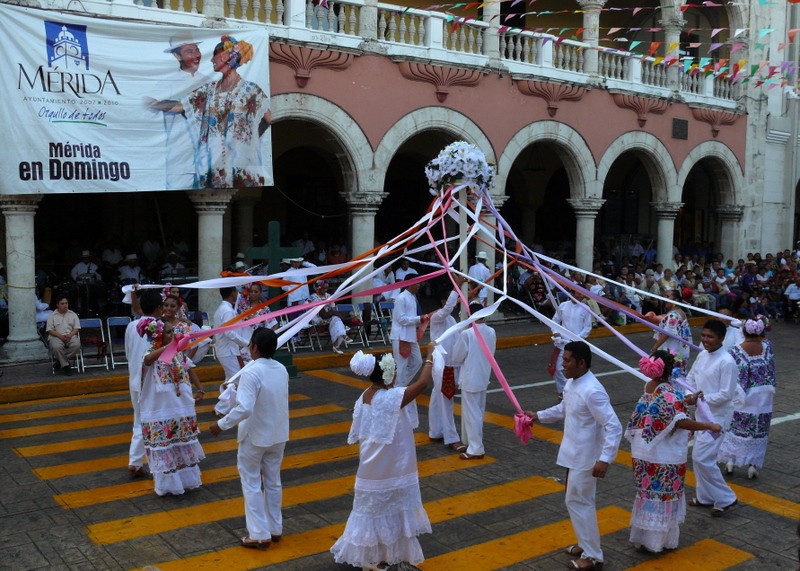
[597,131,678,202]
[496,120,597,198]
[374,107,495,188]
[271,93,373,193]
[677,140,743,205]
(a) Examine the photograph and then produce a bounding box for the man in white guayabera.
[144,31,208,189]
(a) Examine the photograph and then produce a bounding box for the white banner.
[1,4,273,194]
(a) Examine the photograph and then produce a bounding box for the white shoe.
[748,465,758,479]
[725,461,734,475]
[332,346,343,354]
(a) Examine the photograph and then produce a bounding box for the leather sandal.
[711,499,738,517]
[567,557,603,570]
[564,545,584,557]
[459,452,485,460]
[241,536,270,550]
[447,442,467,453]
[689,497,713,507]
[270,534,282,543]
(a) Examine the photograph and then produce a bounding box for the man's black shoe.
[63,365,73,376]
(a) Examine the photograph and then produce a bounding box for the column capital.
[568,197,605,216]
[343,191,387,214]
[489,193,509,209]
[658,17,686,31]
[651,201,684,218]
[0,194,42,214]
[188,189,235,214]
[576,0,606,9]
[715,204,744,221]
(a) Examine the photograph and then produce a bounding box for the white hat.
[476,251,488,260]
[164,30,202,53]
[281,258,291,264]
[81,250,90,257]
[235,252,245,259]
[290,257,304,263]
[125,254,138,261]
[167,251,178,257]
[233,261,247,270]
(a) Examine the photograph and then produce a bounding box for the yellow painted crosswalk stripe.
[0,385,228,423]
[421,506,630,570]
[33,405,347,480]
[56,432,430,509]
[149,475,564,570]
[625,538,753,570]
[13,394,312,457]
[0,399,335,440]
[88,453,495,544]
[0,389,129,409]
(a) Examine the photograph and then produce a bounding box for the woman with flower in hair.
[625,351,722,553]
[157,35,271,188]
[650,290,692,369]
[139,318,206,496]
[331,344,435,570]
[717,317,776,479]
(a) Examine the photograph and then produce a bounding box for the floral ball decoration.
[378,353,396,386]
[424,141,495,196]
[136,317,165,347]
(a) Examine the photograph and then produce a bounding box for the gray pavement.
[0,318,798,570]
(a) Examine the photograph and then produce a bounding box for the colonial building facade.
[1,0,798,362]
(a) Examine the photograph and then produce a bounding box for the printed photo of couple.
[143,30,272,190]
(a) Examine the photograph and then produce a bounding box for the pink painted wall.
[269,52,745,171]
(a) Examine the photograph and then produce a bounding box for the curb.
[0,317,706,404]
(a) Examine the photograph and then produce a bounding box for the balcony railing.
[126,0,736,107]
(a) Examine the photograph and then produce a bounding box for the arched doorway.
[677,158,720,256]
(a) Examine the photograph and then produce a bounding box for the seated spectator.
[119,254,143,285]
[784,276,800,318]
[161,251,185,278]
[658,268,677,292]
[71,250,102,282]
[45,295,81,375]
[638,271,661,314]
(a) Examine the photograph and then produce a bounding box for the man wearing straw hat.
[144,30,208,189]
[468,251,491,307]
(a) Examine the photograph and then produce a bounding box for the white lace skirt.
[331,473,431,567]
[629,495,685,553]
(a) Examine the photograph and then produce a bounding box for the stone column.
[344,191,386,304]
[660,17,685,91]
[567,197,605,271]
[483,194,508,308]
[358,0,378,40]
[188,190,235,317]
[0,195,47,363]
[716,204,744,262]
[480,0,501,61]
[576,0,607,76]
[201,0,225,22]
[234,195,258,262]
[651,201,683,270]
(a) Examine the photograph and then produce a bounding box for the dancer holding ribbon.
[526,341,621,571]
[684,319,739,516]
[330,345,435,570]
[626,351,722,553]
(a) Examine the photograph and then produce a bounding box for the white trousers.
[391,339,422,387]
[554,347,567,395]
[565,467,603,562]
[692,430,737,508]
[218,354,242,381]
[238,440,286,541]
[461,390,486,456]
[428,368,460,444]
[128,389,145,467]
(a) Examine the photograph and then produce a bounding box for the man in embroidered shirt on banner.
[526,341,622,571]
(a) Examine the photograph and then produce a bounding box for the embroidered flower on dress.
[378,353,396,386]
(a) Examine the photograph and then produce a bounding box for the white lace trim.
[146,440,205,474]
[717,433,768,467]
[348,387,405,445]
[630,494,685,531]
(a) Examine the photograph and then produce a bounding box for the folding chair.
[40,325,81,374]
[361,302,388,345]
[336,303,369,348]
[78,317,109,371]
[106,316,132,369]
[281,307,317,352]
[377,301,395,340]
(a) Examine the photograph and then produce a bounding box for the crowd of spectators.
[510,241,800,323]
